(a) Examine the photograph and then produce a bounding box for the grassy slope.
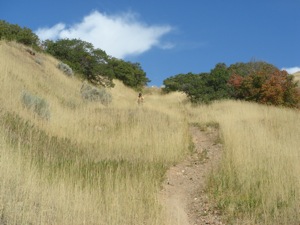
[189,101,300,224]
[1,41,299,225]
[0,41,190,225]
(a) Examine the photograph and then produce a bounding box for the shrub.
[80,81,112,106]
[44,38,150,88]
[0,20,40,48]
[21,91,50,120]
[163,63,231,103]
[57,62,74,77]
[35,58,43,65]
[228,69,300,107]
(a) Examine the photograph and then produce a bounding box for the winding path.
[159,125,225,225]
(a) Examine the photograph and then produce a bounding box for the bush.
[44,39,149,88]
[57,62,74,77]
[21,91,50,120]
[228,69,300,107]
[0,20,40,49]
[80,81,112,106]
[35,58,43,65]
[163,63,231,103]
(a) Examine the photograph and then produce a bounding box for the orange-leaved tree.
[228,69,300,108]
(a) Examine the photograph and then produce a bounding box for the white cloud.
[281,66,300,74]
[35,11,173,58]
[158,42,175,50]
[36,23,65,41]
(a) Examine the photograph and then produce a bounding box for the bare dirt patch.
[159,125,225,225]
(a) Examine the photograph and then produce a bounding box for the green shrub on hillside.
[43,39,149,89]
[163,61,300,108]
[110,58,150,90]
[43,39,114,84]
[21,91,50,120]
[80,81,112,106]
[0,20,40,49]
[163,63,230,103]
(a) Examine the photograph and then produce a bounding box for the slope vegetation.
[1,41,300,225]
[0,41,190,225]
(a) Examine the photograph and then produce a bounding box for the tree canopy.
[163,61,300,107]
[110,58,150,90]
[163,63,231,103]
[0,20,150,89]
[43,39,114,85]
[228,67,300,107]
[1,19,299,106]
[43,38,150,89]
[0,20,39,48]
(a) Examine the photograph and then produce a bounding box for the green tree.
[43,38,114,86]
[181,73,210,103]
[163,63,231,103]
[110,58,150,89]
[44,38,150,89]
[228,61,277,77]
[0,20,39,48]
[206,63,231,99]
[163,73,199,93]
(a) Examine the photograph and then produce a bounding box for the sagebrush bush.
[80,81,112,105]
[35,58,43,65]
[57,62,74,77]
[21,91,50,120]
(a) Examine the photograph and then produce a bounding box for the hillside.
[0,41,190,224]
[293,71,300,84]
[1,41,300,225]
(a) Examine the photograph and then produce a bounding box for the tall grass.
[0,129,165,225]
[0,41,190,224]
[2,40,299,225]
[189,100,300,224]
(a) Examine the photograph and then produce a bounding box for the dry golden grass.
[188,100,300,224]
[1,41,299,225]
[0,41,191,224]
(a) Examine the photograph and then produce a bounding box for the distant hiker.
[137,93,144,105]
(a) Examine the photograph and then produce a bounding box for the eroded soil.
[159,126,225,225]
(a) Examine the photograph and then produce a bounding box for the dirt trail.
[159,126,224,225]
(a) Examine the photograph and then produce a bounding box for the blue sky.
[1,0,300,86]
